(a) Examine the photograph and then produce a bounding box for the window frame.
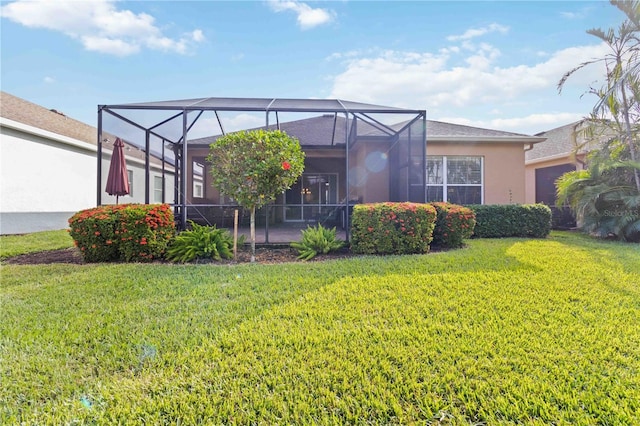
[153,175,164,203]
[426,155,484,204]
[127,169,133,197]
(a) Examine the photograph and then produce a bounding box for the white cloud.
[267,0,335,29]
[440,113,585,135]
[191,29,205,43]
[0,0,205,56]
[224,114,266,132]
[447,23,509,42]
[43,76,55,83]
[329,43,610,111]
[327,41,612,134]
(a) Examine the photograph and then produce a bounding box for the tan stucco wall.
[190,142,530,206]
[427,142,527,204]
[351,142,391,203]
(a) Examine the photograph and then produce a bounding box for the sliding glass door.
[284,174,338,222]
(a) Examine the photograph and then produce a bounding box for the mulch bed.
[4,247,355,265]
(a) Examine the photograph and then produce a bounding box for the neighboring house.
[0,91,174,234]
[525,120,605,228]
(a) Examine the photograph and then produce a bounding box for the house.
[524,120,607,228]
[0,91,174,234]
[97,97,545,241]
[1,92,546,238]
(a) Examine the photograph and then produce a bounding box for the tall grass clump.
[166,221,234,263]
[290,223,345,260]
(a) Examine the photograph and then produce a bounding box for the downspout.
[97,106,103,206]
[423,112,427,203]
[344,111,350,243]
[145,130,150,204]
[180,110,188,230]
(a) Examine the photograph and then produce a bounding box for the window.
[426,156,483,204]
[127,169,133,197]
[193,160,204,199]
[153,176,163,203]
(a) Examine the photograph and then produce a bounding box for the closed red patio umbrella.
[105,137,130,204]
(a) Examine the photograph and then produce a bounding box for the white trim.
[429,136,546,144]
[1,117,96,152]
[1,117,175,173]
[525,152,585,166]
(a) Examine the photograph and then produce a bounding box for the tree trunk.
[250,206,256,263]
[620,83,640,191]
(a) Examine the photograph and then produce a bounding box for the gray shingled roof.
[425,120,540,139]
[525,120,609,162]
[189,115,387,147]
[189,116,545,147]
[1,91,96,145]
[0,91,167,166]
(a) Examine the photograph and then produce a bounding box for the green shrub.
[116,204,175,262]
[68,205,123,262]
[290,224,345,260]
[430,202,476,248]
[351,202,436,255]
[468,204,552,238]
[166,221,235,263]
[68,204,175,263]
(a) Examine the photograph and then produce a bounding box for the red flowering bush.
[68,204,175,263]
[116,204,175,262]
[68,205,123,262]
[351,202,436,255]
[430,202,476,249]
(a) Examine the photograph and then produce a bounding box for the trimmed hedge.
[351,202,436,254]
[430,202,476,248]
[468,204,552,238]
[68,204,175,262]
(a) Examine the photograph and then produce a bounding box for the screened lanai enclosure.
[97,97,426,243]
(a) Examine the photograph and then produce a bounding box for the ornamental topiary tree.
[207,129,305,261]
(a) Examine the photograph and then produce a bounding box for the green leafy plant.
[166,221,235,263]
[290,224,345,260]
[556,158,640,242]
[430,202,476,248]
[207,129,305,262]
[350,202,436,254]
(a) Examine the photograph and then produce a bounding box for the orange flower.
[282,161,291,170]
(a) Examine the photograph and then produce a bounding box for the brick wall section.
[0,91,96,145]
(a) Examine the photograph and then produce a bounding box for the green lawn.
[1,231,639,424]
[0,229,74,259]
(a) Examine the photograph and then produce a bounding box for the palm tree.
[558,0,640,191]
[556,133,640,242]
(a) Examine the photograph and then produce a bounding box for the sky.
[0,0,630,136]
